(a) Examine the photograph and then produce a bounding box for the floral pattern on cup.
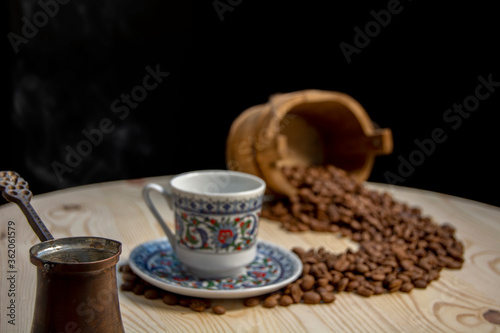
[174,194,263,215]
[175,211,259,252]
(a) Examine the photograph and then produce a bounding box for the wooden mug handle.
[368,128,393,156]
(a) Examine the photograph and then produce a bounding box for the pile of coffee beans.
[121,164,464,312]
[260,165,464,299]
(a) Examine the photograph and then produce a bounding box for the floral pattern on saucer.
[128,238,302,298]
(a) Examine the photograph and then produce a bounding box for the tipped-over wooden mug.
[226,89,393,197]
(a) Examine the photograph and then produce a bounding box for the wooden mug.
[226,89,393,197]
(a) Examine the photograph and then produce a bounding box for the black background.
[4,0,500,207]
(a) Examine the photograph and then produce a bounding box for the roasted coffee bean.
[388,279,403,292]
[190,299,208,312]
[144,288,160,299]
[244,297,260,307]
[337,277,349,292]
[400,282,415,293]
[320,291,336,303]
[398,274,412,283]
[292,247,306,257]
[162,293,178,306]
[355,263,370,274]
[311,262,329,278]
[316,277,330,287]
[301,275,315,291]
[212,305,226,315]
[370,273,386,281]
[303,291,321,304]
[263,296,278,308]
[333,258,350,272]
[357,285,374,297]
[346,280,360,292]
[444,257,463,269]
[279,295,294,306]
[132,284,145,295]
[413,279,428,289]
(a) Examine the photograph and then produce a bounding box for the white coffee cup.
[143,170,266,278]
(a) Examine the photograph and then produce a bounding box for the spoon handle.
[0,171,54,242]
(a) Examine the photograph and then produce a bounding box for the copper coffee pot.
[0,171,125,333]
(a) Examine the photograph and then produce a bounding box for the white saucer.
[128,238,302,299]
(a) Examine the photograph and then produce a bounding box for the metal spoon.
[0,171,54,242]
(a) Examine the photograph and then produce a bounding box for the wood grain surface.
[1,176,499,332]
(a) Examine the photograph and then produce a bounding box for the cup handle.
[142,183,177,250]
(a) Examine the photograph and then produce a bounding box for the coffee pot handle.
[142,183,177,250]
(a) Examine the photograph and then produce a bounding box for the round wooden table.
[1,176,499,332]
